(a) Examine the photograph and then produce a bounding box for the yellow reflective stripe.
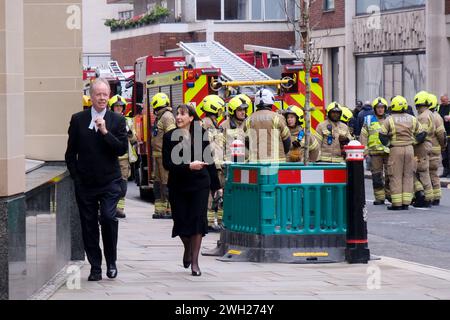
[314,130,323,142]
[310,138,319,150]
[166,123,176,132]
[436,126,445,133]
[272,116,279,129]
[389,117,396,143]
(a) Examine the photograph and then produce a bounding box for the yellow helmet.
[151,92,170,110]
[414,91,431,107]
[228,94,251,116]
[284,105,305,126]
[428,93,438,110]
[326,101,342,115]
[390,95,408,112]
[201,95,225,115]
[108,94,127,109]
[372,97,388,109]
[83,95,92,108]
[340,106,353,123]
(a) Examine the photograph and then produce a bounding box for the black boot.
[373,200,385,205]
[412,191,425,208]
[432,199,440,206]
[388,205,403,211]
[402,205,409,210]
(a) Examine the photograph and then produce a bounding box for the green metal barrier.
[223,163,347,236]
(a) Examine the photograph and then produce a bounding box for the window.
[264,0,285,20]
[356,0,425,15]
[196,0,291,21]
[118,10,133,20]
[252,0,262,19]
[225,0,250,20]
[197,0,221,20]
[356,54,426,105]
[324,0,335,11]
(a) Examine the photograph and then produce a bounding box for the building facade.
[82,0,133,67]
[311,0,450,108]
[107,0,297,68]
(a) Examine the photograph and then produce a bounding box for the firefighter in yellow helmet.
[411,91,435,208]
[109,95,137,218]
[283,105,319,162]
[359,97,390,205]
[340,106,355,137]
[379,96,426,210]
[220,94,250,162]
[151,92,177,219]
[428,93,447,206]
[201,95,226,231]
[314,102,352,163]
[243,88,291,162]
[83,95,92,110]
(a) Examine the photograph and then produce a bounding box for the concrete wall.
[24,0,83,161]
[0,0,25,198]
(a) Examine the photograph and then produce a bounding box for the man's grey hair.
[89,78,111,96]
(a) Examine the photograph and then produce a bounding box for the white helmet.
[255,88,275,108]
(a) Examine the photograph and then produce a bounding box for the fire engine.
[131,41,325,200]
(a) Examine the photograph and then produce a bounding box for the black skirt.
[169,187,209,238]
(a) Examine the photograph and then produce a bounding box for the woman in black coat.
[162,104,221,276]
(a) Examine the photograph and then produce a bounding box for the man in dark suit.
[65,78,128,281]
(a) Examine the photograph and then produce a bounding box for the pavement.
[49,187,450,300]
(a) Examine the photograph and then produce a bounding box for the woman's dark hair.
[176,104,202,143]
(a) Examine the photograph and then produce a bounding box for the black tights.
[180,234,202,273]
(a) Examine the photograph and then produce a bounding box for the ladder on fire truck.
[178,41,272,91]
[108,60,126,81]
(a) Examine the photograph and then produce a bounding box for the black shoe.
[152,212,162,219]
[191,269,202,276]
[106,264,118,279]
[387,205,403,211]
[183,260,191,269]
[116,210,126,219]
[161,214,172,219]
[373,200,385,205]
[402,205,409,210]
[88,272,102,281]
[432,199,440,206]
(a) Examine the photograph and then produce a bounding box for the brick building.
[311,0,450,108]
[107,0,296,68]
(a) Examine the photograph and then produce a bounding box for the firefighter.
[201,95,226,230]
[283,105,319,162]
[428,93,447,206]
[243,88,291,162]
[220,94,250,162]
[412,91,435,208]
[340,106,355,137]
[314,102,352,163]
[151,92,177,219]
[109,95,137,218]
[359,97,390,205]
[379,96,426,210]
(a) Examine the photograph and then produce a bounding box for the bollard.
[344,141,370,264]
[230,139,245,163]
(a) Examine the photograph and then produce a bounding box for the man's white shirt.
[89,107,107,132]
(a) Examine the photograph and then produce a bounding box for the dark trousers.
[442,137,450,172]
[75,178,123,273]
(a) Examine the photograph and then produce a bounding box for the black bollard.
[344,142,370,264]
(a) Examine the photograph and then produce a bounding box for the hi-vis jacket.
[360,115,389,155]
